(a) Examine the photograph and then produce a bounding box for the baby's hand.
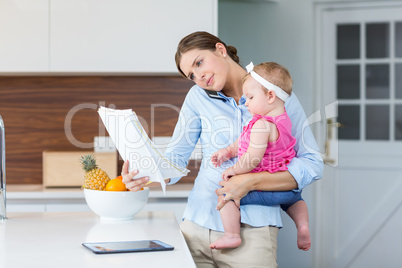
[222,167,236,181]
[211,148,231,167]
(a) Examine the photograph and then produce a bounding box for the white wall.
[219,0,316,113]
[219,0,383,111]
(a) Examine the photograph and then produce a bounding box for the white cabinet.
[50,0,218,73]
[0,0,49,72]
[0,0,217,73]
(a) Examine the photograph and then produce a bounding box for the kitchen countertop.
[0,211,195,268]
[6,183,193,200]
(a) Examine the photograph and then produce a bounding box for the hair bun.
[226,45,240,64]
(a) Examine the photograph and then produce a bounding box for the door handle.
[324,119,343,165]
[326,119,345,139]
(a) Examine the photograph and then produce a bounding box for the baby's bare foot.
[297,223,311,251]
[210,233,241,250]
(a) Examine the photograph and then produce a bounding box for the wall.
[219,0,380,113]
[0,76,199,185]
[219,0,315,114]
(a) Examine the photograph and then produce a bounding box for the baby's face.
[243,77,270,116]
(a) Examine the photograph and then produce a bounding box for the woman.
[122,31,323,267]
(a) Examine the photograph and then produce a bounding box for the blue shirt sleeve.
[285,93,324,191]
[165,88,201,184]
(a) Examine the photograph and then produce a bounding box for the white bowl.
[84,188,149,221]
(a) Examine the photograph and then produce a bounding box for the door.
[315,2,402,267]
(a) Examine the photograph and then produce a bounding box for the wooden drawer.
[43,151,118,188]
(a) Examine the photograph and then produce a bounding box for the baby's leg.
[286,200,311,251]
[210,195,241,249]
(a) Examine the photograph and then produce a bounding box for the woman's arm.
[285,93,323,190]
[216,93,323,209]
[123,87,201,190]
[164,87,202,185]
[216,170,297,209]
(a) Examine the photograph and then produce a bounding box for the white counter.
[0,211,195,268]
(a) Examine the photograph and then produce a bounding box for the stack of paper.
[98,107,189,194]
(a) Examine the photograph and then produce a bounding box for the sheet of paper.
[98,106,189,194]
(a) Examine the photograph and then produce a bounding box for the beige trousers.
[180,219,278,268]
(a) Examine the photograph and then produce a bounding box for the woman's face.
[179,46,228,92]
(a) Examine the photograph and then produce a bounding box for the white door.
[315,2,402,267]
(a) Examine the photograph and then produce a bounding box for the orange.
[105,176,128,191]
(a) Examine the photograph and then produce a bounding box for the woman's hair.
[175,31,240,77]
[245,62,293,95]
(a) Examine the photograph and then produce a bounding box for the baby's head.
[244,62,293,97]
[243,62,293,115]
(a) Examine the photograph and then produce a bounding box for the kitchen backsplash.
[0,76,198,185]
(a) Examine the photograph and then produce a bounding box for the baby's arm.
[211,139,239,167]
[222,119,272,180]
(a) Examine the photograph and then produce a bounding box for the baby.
[210,62,311,251]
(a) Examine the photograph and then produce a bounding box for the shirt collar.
[204,89,247,104]
[239,95,246,105]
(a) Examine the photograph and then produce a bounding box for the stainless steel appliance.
[0,115,6,220]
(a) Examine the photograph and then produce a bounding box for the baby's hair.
[244,62,293,95]
[175,31,240,78]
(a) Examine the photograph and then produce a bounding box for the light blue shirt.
[165,85,323,232]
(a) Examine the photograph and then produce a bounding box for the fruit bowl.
[84,188,150,221]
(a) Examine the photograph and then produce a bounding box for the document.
[98,107,189,194]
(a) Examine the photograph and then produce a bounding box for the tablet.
[82,240,174,254]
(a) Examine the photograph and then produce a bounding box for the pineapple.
[81,154,110,190]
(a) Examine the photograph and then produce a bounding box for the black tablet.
[82,240,174,254]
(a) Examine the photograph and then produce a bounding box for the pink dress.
[238,111,296,173]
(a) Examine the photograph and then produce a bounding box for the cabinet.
[50,0,217,73]
[0,0,49,72]
[0,0,217,73]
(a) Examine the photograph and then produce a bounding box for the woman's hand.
[215,173,251,210]
[222,166,236,181]
[121,160,149,192]
[215,170,299,210]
